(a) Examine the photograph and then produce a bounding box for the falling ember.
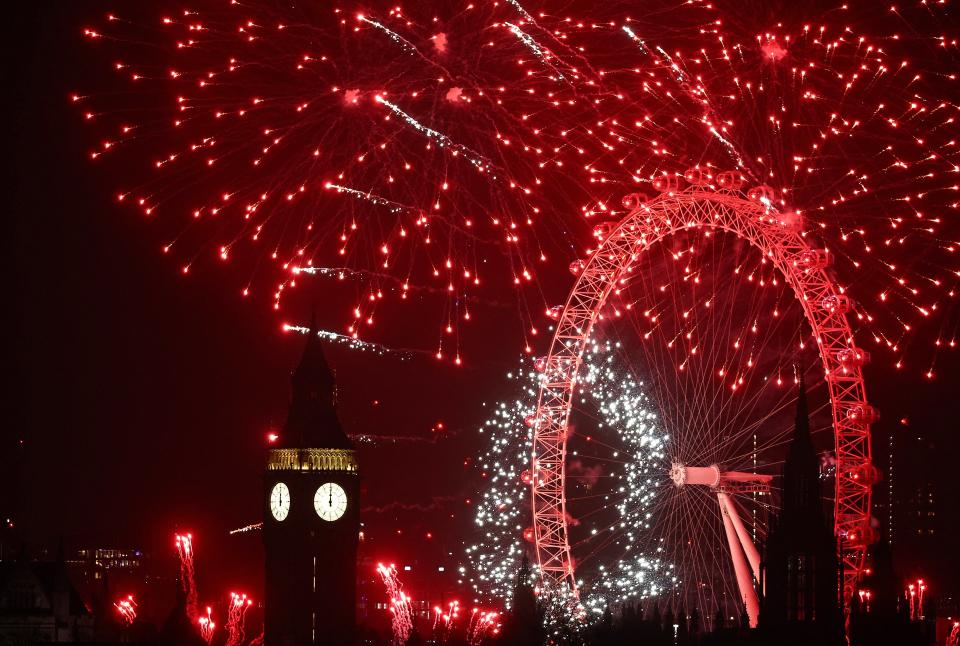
[114,595,137,626]
[198,606,215,644]
[174,533,199,621]
[224,592,253,646]
[376,563,413,645]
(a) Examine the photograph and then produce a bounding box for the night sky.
[5,0,960,603]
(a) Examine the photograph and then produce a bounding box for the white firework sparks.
[464,340,676,616]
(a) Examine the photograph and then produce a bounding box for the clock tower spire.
[264,324,360,645]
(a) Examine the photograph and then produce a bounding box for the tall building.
[760,377,843,644]
[263,325,360,645]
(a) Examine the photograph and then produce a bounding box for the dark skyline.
[5,0,960,613]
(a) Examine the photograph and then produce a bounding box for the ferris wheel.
[529,172,878,624]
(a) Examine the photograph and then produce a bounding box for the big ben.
[264,325,360,645]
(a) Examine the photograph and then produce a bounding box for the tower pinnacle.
[280,316,352,450]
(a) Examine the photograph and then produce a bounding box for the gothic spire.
[781,371,822,523]
[280,314,352,450]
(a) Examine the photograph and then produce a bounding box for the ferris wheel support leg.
[717,492,762,585]
[718,494,760,627]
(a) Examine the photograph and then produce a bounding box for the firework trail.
[432,600,462,641]
[224,592,253,646]
[282,324,412,358]
[174,533,198,621]
[198,606,215,644]
[114,595,136,626]
[467,608,501,644]
[228,522,262,535]
[377,563,414,645]
[248,634,264,646]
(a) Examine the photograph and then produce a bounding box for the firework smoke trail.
[506,0,535,23]
[358,14,418,54]
[377,564,413,645]
[621,25,747,171]
[114,595,137,626]
[224,592,252,646]
[174,534,198,621]
[198,606,215,644]
[248,634,264,646]
[283,324,412,358]
[323,184,411,215]
[374,96,496,175]
[504,23,566,82]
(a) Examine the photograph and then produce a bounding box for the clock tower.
[264,325,360,645]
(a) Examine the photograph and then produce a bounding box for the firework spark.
[198,606,215,644]
[224,592,252,646]
[114,595,137,626]
[377,563,414,645]
[78,1,960,371]
[174,533,198,621]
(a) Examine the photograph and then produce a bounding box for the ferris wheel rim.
[530,182,875,609]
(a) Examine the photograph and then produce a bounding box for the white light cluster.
[464,341,675,616]
[463,365,537,607]
[579,342,676,614]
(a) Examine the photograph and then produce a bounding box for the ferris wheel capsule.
[652,173,682,193]
[621,192,651,210]
[849,461,881,486]
[683,167,710,185]
[593,221,618,239]
[844,522,879,547]
[845,404,880,425]
[746,184,776,205]
[835,347,870,367]
[534,356,548,373]
[569,259,586,276]
[797,249,831,269]
[820,294,854,313]
[716,170,745,191]
[546,305,564,319]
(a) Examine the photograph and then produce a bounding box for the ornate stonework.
[266,448,358,473]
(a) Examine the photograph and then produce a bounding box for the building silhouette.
[759,377,843,644]
[263,323,360,645]
[0,550,93,642]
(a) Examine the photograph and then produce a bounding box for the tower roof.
[280,318,352,450]
[781,372,824,524]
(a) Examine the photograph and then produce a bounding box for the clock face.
[314,482,348,522]
[270,482,290,521]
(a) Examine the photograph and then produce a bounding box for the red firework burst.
[75,0,960,372]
